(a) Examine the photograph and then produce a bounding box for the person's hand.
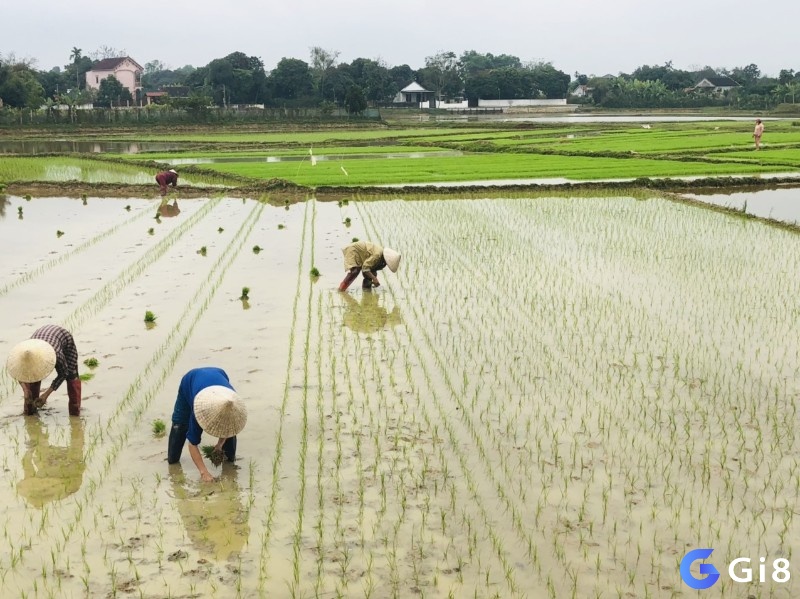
[200,471,215,482]
[372,280,380,287]
[35,388,52,408]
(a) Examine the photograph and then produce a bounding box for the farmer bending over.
[155,169,178,196]
[338,240,401,291]
[7,324,82,416]
[167,367,247,482]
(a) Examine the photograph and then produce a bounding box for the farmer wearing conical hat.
[167,367,247,482]
[338,240,401,291]
[155,168,178,196]
[7,324,82,416]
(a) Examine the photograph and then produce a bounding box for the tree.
[95,75,132,107]
[90,46,127,60]
[310,46,339,101]
[347,58,393,104]
[418,51,463,103]
[269,58,313,102]
[344,85,367,114]
[0,56,45,108]
[526,61,570,98]
[69,47,83,88]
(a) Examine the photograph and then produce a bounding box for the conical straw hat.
[7,339,56,383]
[383,248,401,273]
[193,386,247,438]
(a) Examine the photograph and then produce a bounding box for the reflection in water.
[0,195,8,219]
[169,463,250,560]
[0,140,183,154]
[157,199,181,218]
[17,417,86,508]
[342,292,403,334]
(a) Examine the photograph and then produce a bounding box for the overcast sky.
[5,0,798,77]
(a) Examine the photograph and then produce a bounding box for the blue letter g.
[681,548,720,590]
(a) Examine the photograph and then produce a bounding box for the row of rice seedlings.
[288,199,318,596]
[354,202,531,596]
[7,204,264,594]
[256,199,311,593]
[360,196,800,596]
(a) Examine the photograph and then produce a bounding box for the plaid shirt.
[31,325,79,390]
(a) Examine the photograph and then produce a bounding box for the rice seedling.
[351,237,359,242]
[344,217,351,226]
[252,245,262,254]
[81,195,87,205]
[151,419,166,437]
[148,228,154,235]
[24,194,31,200]
[56,230,64,238]
[309,267,320,278]
[143,310,157,323]
[277,224,285,230]
[82,357,99,369]
[125,205,131,211]
[197,246,207,256]
[78,373,94,382]
[239,287,250,300]
[218,227,224,233]
[201,445,224,467]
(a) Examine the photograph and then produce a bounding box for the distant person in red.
[156,169,178,196]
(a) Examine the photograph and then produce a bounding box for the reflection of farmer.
[0,195,9,219]
[17,417,85,508]
[155,169,178,196]
[7,324,82,416]
[338,241,401,291]
[157,198,181,218]
[342,292,402,334]
[167,367,247,482]
[169,463,250,560]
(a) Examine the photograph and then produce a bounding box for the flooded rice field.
[0,140,187,154]
[1,194,799,598]
[685,187,800,224]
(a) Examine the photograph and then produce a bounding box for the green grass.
[200,153,783,186]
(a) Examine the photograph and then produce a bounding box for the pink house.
[85,57,143,99]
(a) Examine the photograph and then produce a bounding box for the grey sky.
[6,0,798,77]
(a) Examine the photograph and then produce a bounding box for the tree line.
[2,47,799,113]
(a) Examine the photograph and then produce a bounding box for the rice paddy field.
[2,119,800,189]
[1,118,800,598]
[1,182,800,598]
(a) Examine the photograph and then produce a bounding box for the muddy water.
[683,186,800,224]
[1,196,799,598]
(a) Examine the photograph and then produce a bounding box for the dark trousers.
[23,379,81,416]
[167,422,237,464]
[362,270,377,289]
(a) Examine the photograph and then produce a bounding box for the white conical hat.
[193,386,247,438]
[383,248,401,273]
[169,169,177,174]
[7,339,57,383]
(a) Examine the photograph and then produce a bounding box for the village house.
[393,82,435,106]
[85,57,143,99]
[693,75,740,95]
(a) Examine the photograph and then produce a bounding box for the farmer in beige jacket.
[338,241,401,291]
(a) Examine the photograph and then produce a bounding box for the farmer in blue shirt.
[167,367,247,482]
